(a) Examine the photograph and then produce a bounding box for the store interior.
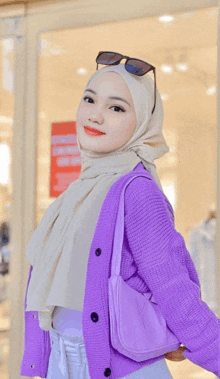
[0,5,218,378]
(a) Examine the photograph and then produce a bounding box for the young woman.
[20,52,220,379]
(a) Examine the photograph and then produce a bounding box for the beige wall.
[0,0,55,4]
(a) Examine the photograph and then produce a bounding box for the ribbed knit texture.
[124,176,220,377]
[20,163,220,378]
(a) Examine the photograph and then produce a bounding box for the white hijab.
[25,63,169,331]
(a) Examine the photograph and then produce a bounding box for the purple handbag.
[108,173,181,362]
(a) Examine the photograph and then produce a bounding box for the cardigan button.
[95,248,102,256]
[90,312,99,322]
[104,367,111,377]
[30,364,35,368]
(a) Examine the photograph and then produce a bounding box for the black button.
[95,248,102,256]
[104,367,111,377]
[91,312,99,322]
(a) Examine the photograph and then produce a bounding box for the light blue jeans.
[47,326,174,379]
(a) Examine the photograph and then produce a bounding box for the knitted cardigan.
[20,162,220,378]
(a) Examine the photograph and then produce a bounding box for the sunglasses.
[96,51,156,115]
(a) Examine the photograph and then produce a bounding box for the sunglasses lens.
[96,52,122,65]
[125,59,152,76]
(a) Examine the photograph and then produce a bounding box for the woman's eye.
[83,96,94,103]
[111,106,125,113]
[83,97,125,112]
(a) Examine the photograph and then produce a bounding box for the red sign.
[50,121,81,197]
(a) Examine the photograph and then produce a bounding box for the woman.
[20,52,220,379]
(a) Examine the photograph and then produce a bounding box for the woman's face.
[76,72,137,153]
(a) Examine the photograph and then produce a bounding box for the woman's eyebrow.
[84,88,131,107]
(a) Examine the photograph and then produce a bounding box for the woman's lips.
[84,126,105,136]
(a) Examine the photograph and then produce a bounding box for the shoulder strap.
[111,173,152,278]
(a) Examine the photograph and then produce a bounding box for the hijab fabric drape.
[25,63,169,331]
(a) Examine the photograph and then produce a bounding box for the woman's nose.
[88,109,104,124]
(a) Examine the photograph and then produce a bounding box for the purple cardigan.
[20,162,220,378]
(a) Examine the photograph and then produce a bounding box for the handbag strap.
[111,173,152,278]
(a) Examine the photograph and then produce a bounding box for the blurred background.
[0,0,219,378]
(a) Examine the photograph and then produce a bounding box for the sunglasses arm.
[152,69,156,115]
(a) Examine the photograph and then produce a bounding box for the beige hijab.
[25,63,169,331]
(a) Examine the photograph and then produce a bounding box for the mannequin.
[188,204,218,316]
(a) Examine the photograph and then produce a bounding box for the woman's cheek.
[117,128,125,141]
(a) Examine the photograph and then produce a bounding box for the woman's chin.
[78,136,118,154]
[79,141,102,153]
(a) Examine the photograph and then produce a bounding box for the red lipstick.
[84,126,105,136]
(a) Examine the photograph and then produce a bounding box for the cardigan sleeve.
[124,176,220,377]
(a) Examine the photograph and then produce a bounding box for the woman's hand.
[164,346,187,362]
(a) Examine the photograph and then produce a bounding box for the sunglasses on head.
[96,51,156,115]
